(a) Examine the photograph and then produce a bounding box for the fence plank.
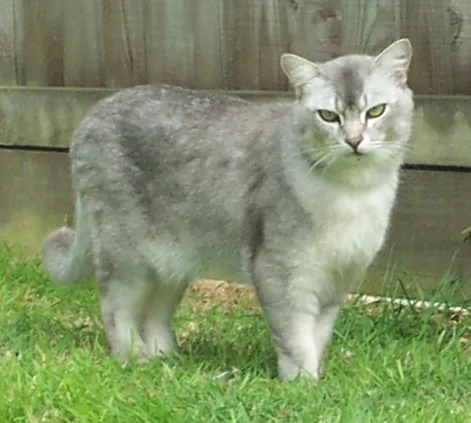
[284,0,340,65]
[191,1,225,89]
[102,0,147,88]
[142,0,164,85]
[450,0,471,94]
[0,0,24,85]
[222,0,289,90]
[406,1,455,95]
[22,0,64,86]
[144,0,197,87]
[405,0,471,95]
[145,0,227,89]
[63,1,104,87]
[225,0,263,89]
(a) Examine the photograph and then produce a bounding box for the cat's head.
[281,39,414,178]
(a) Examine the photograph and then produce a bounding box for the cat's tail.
[41,195,93,285]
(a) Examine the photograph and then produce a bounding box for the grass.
[0,246,470,423]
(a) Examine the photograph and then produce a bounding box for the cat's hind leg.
[86,202,154,361]
[140,279,188,356]
[96,262,152,361]
[96,257,186,361]
[86,200,187,361]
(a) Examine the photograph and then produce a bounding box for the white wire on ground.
[347,294,470,316]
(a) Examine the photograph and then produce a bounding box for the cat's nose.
[345,135,363,151]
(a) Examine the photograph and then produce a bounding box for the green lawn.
[1,247,470,423]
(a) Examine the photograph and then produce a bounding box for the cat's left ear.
[280,54,325,98]
[372,39,413,87]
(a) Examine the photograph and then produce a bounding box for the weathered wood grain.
[1,88,470,167]
[142,0,165,86]
[222,0,289,90]
[102,0,147,88]
[144,0,198,88]
[0,1,470,94]
[284,0,399,62]
[0,87,109,148]
[450,0,471,94]
[420,0,471,95]
[0,0,24,85]
[0,149,74,250]
[191,1,226,90]
[373,169,471,284]
[62,1,104,87]
[22,0,64,86]
[1,149,469,299]
[411,96,471,167]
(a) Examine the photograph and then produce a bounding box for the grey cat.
[42,39,414,380]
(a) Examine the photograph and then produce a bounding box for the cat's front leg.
[265,299,340,380]
[253,262,341,380]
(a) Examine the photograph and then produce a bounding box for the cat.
[41,38,414,381]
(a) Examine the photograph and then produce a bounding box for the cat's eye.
[366,104,386,119]
[317,109,340,123]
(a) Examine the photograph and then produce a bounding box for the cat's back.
[99,84,250,125]
[70,84,286,173]
[72,84,271,149]
[69,84,288,219]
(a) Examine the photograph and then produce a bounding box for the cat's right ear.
[280,54,324,98]
[372,39,413,87]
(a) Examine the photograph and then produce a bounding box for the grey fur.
[41,39,414,380]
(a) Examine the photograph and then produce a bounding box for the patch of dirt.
[178,280,258,346]
[187,279,257,311]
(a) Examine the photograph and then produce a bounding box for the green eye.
[317,109,340,123]
[366,104,386,119]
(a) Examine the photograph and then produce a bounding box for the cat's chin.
[338,151,373,164]
[340,150,394,166]
[346,151,365,159]
[322,162,393,189]
[325,153,395,182]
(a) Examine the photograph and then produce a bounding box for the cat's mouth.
[346,150,367,160]
[343,149,376,163]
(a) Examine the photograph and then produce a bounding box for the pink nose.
[346,135,363,151]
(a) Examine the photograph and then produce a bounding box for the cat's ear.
[372,39,413,87]
[280,54,324,97]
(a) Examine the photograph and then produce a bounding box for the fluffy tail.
[41,196,93,284]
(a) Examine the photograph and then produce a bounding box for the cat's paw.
[277,354,321,381]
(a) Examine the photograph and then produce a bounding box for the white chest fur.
[313,180,395,266]
[285,160,399,302]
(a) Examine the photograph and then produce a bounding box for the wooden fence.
[0,0,470,298]
[0,0,470,94]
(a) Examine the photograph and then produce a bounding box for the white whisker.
[305,152,333,177]
[369,140,411,154]
[297,142,346,179]
[320,155,337,178]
